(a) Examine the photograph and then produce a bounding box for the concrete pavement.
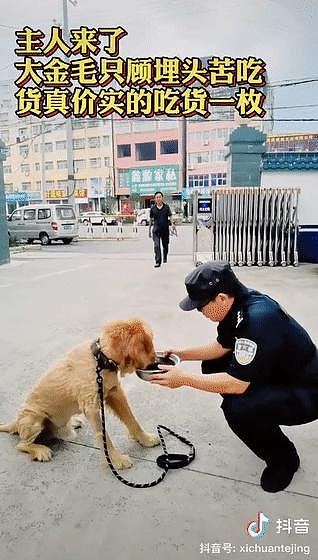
[0,230,317,560]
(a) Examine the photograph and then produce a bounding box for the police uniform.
[180,261,318,492]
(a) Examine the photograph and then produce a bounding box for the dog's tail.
[0,421,18,434]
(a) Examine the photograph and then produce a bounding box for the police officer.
[150,261,318,492]
[150,191,172,268]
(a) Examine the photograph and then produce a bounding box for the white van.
[7,204,79,245]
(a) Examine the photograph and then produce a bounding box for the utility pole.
[41,123,46,203]
[181,116,188,212]
[110,113,119,211]
[0,139,10,265]
[62,0,77,210]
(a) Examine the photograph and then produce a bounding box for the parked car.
[80,211,117,225]
[136,208,151,226]
[7,204,78,245]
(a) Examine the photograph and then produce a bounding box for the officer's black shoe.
[154,263,161,268]
[261,455,300,493]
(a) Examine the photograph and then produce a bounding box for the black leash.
[92,340,195,488]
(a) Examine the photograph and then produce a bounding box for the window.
[5,146,11,157]
[44,142,53,152]
[73,138,86,149]
[19,144,28,156]
[34,144,39,152]
[36,181,41,190]
[211,150,226,162]
[72,120,86,129]
[188,151,209,165]
[57,160,67,169]
[0,130,9,143]
[90,158,101,168]
[157,120,177,130]
[57,180,68,189]
[3,165,11,174]
[5,183,13,192]
[90,177,101,187]
[21,164,30,174]
[115,121,131,133]
[87,119,99,127]
[211,173,227,186]
[188,131,210,144]
[46,180,54,189]
[136,142,156,161]
[35,162,40,171]
[56,207,76,219]
[103,135,110,146]
[38,208,51,219]
[119,169,129,188]
[18,127,27,140]
[23,209,36,220]
[74,159,86,169]
[217,128,230,139]
[45,161,54,170]
[212,108,235,120]
[117,144,131,158]
[1,99,11,109]
[189,175,209,188]
[160,140,178,154]
[75,179,87,188]
[11,209,22,221]
[104,157,111,166]
[87,137,100,148]
[22,182,31,190]
[133,121,156,132]
[32,125,41,135]
[56,140,67,150]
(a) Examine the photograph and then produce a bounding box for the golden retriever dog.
[0,318,160,470]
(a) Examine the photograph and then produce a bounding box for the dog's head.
[100,318,156,375]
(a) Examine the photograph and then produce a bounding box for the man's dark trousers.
[153,228,169,265]
[201,356,318,465]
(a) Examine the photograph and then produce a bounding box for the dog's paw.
[111,453,133,470]
[136,432,160,448]
[32,446,52,462]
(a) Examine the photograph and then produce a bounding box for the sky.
[0,0,317,132]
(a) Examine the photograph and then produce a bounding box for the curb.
[10,245,42,254]
[79,236,136,241]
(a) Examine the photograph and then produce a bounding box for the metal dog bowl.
[136,352,180,382]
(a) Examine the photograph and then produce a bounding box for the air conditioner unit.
[203,140,209,146]
[188,165,194,170]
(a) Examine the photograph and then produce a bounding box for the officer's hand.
[164,348,185,361]
[148,365,187,389]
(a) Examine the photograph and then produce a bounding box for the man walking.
[150,191,172,268]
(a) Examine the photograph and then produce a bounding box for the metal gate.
[193,187,300,267]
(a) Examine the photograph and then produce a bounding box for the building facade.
[1,70,273,215]
[262,133,318,226]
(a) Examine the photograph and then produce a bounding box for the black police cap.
[179,261,241,311]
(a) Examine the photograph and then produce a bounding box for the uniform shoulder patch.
[234,338,257,366]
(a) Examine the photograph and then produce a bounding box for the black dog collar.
[91,338,118,373]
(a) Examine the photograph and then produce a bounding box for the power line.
[273,104,318,111]
[270,78,318,88]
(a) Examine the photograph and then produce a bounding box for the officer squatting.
[149,261,318,493]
